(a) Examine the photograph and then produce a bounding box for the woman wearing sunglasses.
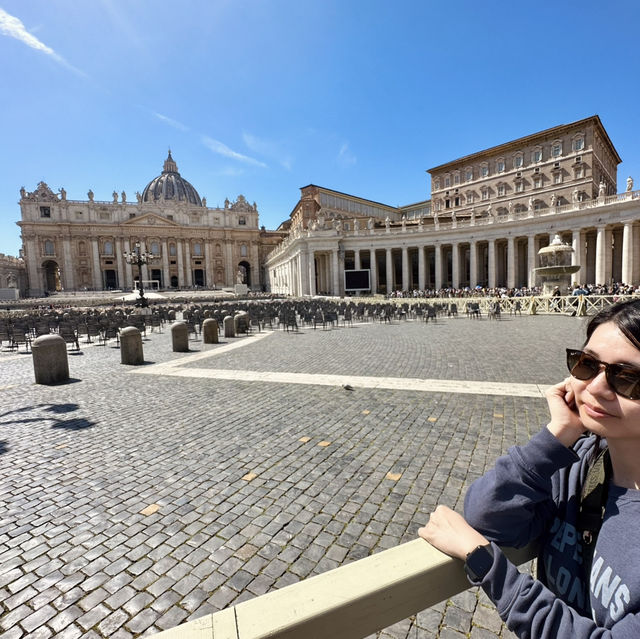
[419,299,640,637]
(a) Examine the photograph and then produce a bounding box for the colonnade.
[268,213,640,297]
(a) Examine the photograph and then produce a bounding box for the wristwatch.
[464,543,494,581]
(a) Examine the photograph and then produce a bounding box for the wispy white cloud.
[216,167,245,177]
[0,8,87,77]
[202,135,267,168]
[153,112,189,132]
[243,132,293,170]
[337,143,357,167]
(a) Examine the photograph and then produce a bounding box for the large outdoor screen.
[344,269,371,291]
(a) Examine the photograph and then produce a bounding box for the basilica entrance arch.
[238,261,251,287]
[42,260,61,292]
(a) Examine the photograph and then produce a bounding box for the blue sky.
[1,0,639,256]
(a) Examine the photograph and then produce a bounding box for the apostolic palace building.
[265,115,640,297]
[11,115,640,299]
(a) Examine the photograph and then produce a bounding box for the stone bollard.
[171,321,189,352]
[223,315,235,338]
[120,326,144,365]
[234,312,248,334]
[202,318,219,344]
[32,334,69,385]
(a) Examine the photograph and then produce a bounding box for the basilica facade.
[266,116,640,296]
[17,152,286,297]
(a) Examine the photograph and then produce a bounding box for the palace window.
[466,192,474,204]
[433,178,440,190]
[167,215,174,221]
[575,166,584,179]
[481,187,489,200]
[453,173,460,185]
[534,200,544,211]
[573,136,585,152]
[554,173,563,184]
[481,164,489,177]
[551,141,563,157]
[532,148,542,163]
[466,169,473,182]
[239,216,246,225]
[78,241,87,256]
[44,240,55,255]
[515,181,524,193]
[534,177,542,189]
[496,160,505,173]
[497,184,506,197]
[514,154,523,168]
[40,206,51,218]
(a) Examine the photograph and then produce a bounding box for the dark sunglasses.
[566,348,640,400]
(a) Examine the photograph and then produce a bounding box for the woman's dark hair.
[585,299,640,350]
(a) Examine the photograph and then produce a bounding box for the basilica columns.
[507,237,515,289]
[385,249,393,293]
[401,247,409,291]
[418,246,425,290]
[469,241,477,288]
[451,243,460,289]
[370,249,377,294]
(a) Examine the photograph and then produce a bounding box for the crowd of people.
[387,282,640,299]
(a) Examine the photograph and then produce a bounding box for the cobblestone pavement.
[0,313,589,638]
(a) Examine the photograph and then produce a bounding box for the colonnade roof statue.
[140,150,204,207]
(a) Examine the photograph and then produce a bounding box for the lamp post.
[123,241,159,307]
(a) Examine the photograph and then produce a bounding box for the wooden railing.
[150,540,535,639]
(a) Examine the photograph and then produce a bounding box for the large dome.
[141,151,203,206]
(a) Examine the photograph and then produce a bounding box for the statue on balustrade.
[627,176,634,192]
[113,190,119,203]
[598,180,606,197]
[88,189,94,202]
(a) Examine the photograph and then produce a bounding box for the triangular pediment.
[123,212,180,227]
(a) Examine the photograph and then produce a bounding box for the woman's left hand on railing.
[418,505,489,560]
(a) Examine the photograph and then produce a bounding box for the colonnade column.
[300,251,310,295]
[401,247,409,291]
[507,237,516,289]
[451,243,460,289]
[418,246,425,290]
[527,236,536,289]
[115,238,126,289]
[354,249,361,270]
[622,223,634,286]
[385,248,393,294]
[308,250,316,296]
[595,226,606,285]
[434,245,442,290]
[487,240,496,288]
[370,249,377,294]
[332,249,340,296]
[572,231,583,286]
[91,238,102,290]
[469,241,477,288]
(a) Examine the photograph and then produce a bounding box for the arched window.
[193,242,202,256]
[44,240,55,255]
[240,244,247,257]
[104,241,113,255]
[169,243,177,256]
[150,242,160,255]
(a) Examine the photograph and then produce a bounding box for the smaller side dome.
[141,151,203,206]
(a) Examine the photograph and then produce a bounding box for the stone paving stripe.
[241,473,258,482]
[140,504,160,516]
[362,410,370,415]
[428,417,437,422]
[299,437,311,443]
[317,442,331,448]
[55,444,68,449]
[133,365,550,398]
[493,413,504,418]
[386,473,402,481]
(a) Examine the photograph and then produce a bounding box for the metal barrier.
[150,540,535,639]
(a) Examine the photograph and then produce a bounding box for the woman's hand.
[418,505,489,560]
[545,377,586,447]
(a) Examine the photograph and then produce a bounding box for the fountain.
[533,234,581,296]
